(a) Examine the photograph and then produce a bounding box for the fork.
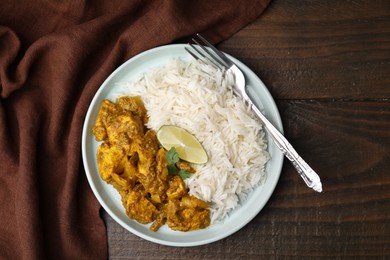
[186,33,323,193]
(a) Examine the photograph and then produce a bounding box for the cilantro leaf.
[166,147,179,165]
[178,169,191,180]
[165,147,192,180]
[167,164,177,175]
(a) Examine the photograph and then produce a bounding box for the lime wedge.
[157,125,208,164]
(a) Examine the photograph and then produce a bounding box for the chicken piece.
[180,194,208,209]
[92,100,120,141]
[117,96,148,125]
[93,97,145,152]
[156,148,168,177]
[133,131,168,204]
[166,175,187,199]
[150,175,191,231]
[96,142,125,182]
[150,210,167,232]
[105,114,144,154]
[96,141,139,191]
[176,161,196,173]
[165,195,210,232]
[150,148,169,203]
[110,173,130,191]
[109,155,138,191]
[131,130,159,175]
[121,187,159,224]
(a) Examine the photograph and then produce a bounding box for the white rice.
[120,58,269,223]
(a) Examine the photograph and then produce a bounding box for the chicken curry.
[92,96,210,231]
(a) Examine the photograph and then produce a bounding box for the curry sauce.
[92,96,210,231]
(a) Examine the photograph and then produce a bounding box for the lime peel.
[157,125,208,164]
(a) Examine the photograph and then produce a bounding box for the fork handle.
[249,102,323,192]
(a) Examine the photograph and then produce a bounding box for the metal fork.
[186,33,322,193]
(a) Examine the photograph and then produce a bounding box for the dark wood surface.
[104,0,390,259]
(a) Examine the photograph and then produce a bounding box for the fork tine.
[184,46,200,60]
[191,39,229,69]
[187,43,223,69]
[195,33,234,67]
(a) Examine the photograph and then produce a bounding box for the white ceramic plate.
[82,44,284,247]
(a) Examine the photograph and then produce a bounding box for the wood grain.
[105,0,390,259]
[218,0,390,100]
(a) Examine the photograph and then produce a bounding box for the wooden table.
[104,0,390,258]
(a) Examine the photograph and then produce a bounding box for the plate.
[81,44,284,247]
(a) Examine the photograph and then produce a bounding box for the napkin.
[0,0,271,258]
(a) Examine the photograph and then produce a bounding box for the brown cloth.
[0,0,271,259]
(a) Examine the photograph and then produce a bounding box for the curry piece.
[92,96,210,231]
[166,195,210,231]
[164,175,210,231]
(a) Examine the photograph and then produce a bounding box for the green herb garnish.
[165,147,191,180]
[166,147,180,165]
[178,170,191,180]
